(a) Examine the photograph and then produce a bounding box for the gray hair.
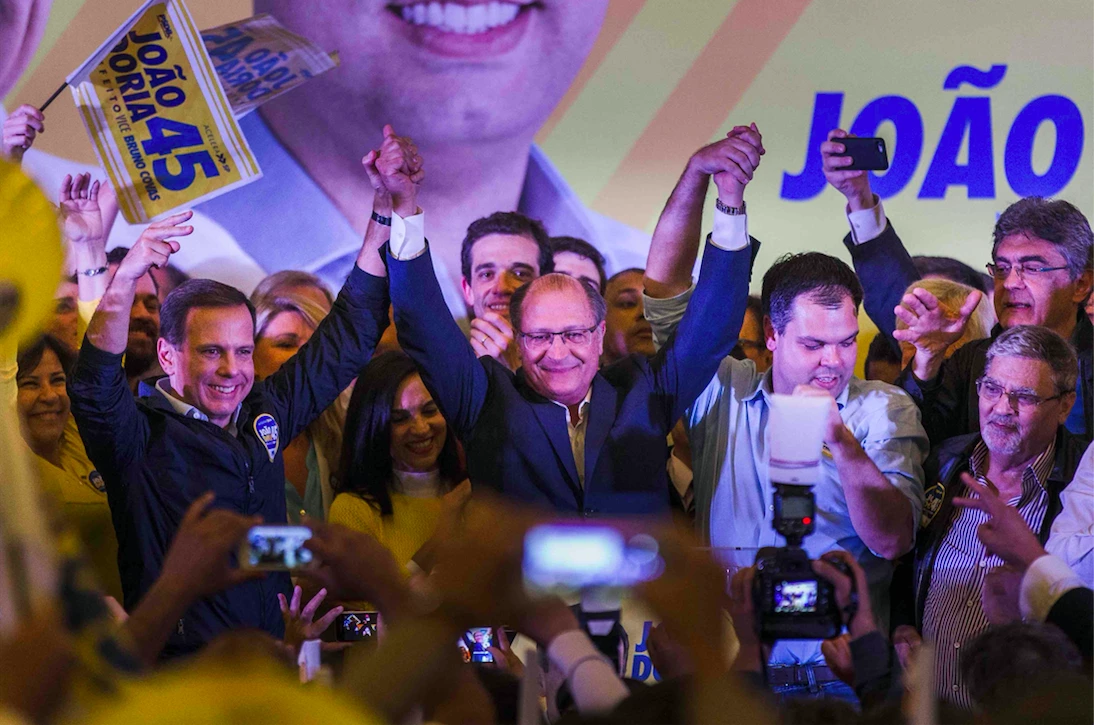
[510,273,606,334]
[992,198,1093,280]
[986,325,1078,395]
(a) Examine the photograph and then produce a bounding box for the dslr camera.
[751,484,855,641]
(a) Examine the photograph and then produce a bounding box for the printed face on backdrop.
[254,0,609,144]
[390,372,448,473]
[978,354,1073,459]
[16,346,70,454]
[518,278,604,406]
[461,233,542,320]
[766,293,858,398]
[602,269,653,363]
[158,305,256,427]
[993,234,1092,332]
[0,0,51,96]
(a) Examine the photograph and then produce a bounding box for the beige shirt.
[553,389,593,488]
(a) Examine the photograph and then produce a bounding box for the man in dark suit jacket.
[380,142,758,515]
[820,129,1093,446]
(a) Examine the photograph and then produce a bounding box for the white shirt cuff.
[846,196,886,245]
[1020,554,1084,622]
[710,212,749,251]
[547,629,629,714]
[390,211,427,260]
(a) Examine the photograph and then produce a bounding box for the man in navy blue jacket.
[68,149,400,656]
[383,136,759,516]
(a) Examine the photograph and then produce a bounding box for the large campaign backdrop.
[7,0,1092,279]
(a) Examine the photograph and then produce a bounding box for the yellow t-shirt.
[35,415,122,602]
[328,490,442,569]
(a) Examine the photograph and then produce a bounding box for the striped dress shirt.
[920,439,1055,709]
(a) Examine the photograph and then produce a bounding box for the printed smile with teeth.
[398,2,524,33]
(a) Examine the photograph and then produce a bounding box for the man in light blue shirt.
[641,123,927,700]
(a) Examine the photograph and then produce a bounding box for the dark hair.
[913,255,990,292]
[866,332,901,368]
[960,622,1083,710]
[159,279,256,346]
[460,212,553,281]
[745,294,763,323]
[992,197,1093,279]
[549,236,607,293]
[761,253,863,335]
[105,246,130,266]
[986,324,1078,394]
[335,351,462,516]
[509,273,607,335]
[606,267,645,288]
[17,334,76,379]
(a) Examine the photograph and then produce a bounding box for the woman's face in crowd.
[390,373,447,473]
[17,347,70,454]
[254,311,315,380]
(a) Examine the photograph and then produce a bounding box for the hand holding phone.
[835,137,889,171]
[337,611,381,643]
[457,627,496,664]
[523,523,664,594]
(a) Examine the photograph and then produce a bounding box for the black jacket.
[890,427,1087,632]
[843,222,1092,447]
[69,266,389,658]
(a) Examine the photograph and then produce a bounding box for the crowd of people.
[2,98,1092,724]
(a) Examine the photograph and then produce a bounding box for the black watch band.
[715,198,746,216]
[371,211,392,226]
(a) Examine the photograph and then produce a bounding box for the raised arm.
[822,128,919,337]
[647,128,764,421]
[645,124,763,300]
[69,215,193,477]
[261,137,405,442]
[57,173,118,309]
[643,126,764,349]
[378,127,489,437]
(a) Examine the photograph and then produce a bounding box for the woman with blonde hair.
[251,271,351,522]
[895,277,996,367]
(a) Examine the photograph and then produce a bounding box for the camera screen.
[780,495,813,519]
[245,525,313,569]
[340,612,379,642]
[774,580,818,613]
[458,627,494,663]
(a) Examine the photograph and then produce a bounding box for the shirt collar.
[551,387,593,427]
[969,437,1057,496]
[744,369,852,410]
[154,379,242,436]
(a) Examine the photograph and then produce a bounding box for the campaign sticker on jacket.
[921,481,946,529]
[254,413,280,462]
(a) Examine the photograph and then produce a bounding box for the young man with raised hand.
[66,134,403,657]
[642,124,927,701]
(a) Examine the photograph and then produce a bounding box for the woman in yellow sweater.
[329,351,467,568]
[15,334,123,601]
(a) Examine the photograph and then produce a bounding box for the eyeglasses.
[985,262,1069,280]
[975,376,1064,411]
[518,325,598,351]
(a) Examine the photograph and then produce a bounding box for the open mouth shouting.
[386,1,539,56]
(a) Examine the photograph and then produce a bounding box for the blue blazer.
[388,240,755,516]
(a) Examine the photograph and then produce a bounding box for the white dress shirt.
[1045,443,1094,587]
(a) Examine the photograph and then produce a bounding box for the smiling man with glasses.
[384,136,755,514]
[821,140,1093,444]
[891,324,1087,708]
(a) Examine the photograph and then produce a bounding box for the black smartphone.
[837,137,889,171]
[457,627,495,664]
[337,611,380,642]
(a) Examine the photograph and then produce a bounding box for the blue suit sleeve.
[263,265,391,443]
[651,238,756,424]
[68,339,150,487]
[388,243,489,438]
[842,222,919,338]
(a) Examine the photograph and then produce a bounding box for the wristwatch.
[715,198,746,216]
[371,210,392,226]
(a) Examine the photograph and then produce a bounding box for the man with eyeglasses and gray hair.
[889,324,1087,709]
[380,131,755,514]
[821,130,1093,445]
